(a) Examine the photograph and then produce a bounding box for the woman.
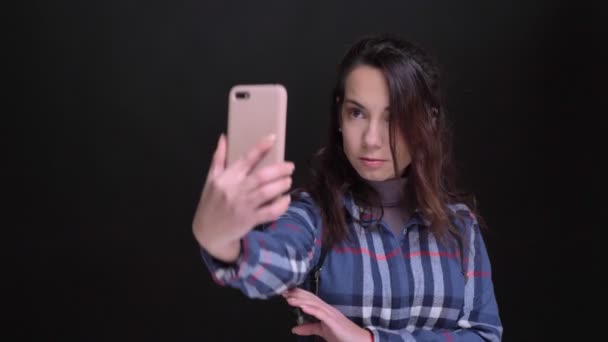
[192,34,503,341]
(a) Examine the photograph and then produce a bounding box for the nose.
[363,121,383,149]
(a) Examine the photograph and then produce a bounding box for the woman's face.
[339,65,412,181]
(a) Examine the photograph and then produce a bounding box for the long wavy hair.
[298,34,481,253]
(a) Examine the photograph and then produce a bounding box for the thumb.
[207,134,226,180]
[292,322,323,337]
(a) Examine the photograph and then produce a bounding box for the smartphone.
[226,84,287,171]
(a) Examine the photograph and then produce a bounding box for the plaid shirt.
[201,192,502,341]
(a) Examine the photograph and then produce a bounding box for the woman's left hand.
[282,288,372,342]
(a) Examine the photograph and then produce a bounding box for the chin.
[357,170,394,182]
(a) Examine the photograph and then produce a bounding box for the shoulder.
[447,202,476,219]
[446,202,479,233]
[285,190,323,229]
[289,190,317,210]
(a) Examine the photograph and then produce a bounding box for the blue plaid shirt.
[201,192,502,341]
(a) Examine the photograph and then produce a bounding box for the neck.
[366,176,407,208]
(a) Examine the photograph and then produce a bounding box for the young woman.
[192,34,503,342]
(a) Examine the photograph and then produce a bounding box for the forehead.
[344,65,389,109]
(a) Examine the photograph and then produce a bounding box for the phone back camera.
[235,92,250,100]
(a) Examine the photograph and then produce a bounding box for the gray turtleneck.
[366,176,410,238]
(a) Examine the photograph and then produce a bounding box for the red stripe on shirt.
[270,221,302,233]
[404,251,461,259]
[332,245,382,258]
[247,239,269,284]
[331,246,462,261]
[466,271,491,277]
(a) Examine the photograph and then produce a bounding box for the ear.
[431,107,439,118]
[430,107,439,127]
[337,98,343,131]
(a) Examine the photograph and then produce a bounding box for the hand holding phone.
[192,84,293,263]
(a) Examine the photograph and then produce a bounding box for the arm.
[200,194,322,299]
[366,210,503,342]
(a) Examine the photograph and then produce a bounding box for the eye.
[349,108,364,118]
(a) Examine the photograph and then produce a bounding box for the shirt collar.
[341,192,430,228]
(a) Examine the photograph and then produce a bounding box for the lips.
[360,157,387,168]
[360,157,387,162]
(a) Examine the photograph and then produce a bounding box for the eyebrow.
[344,98,389,111]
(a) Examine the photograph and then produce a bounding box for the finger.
[291,322,322,337]
[284,287,320,301]
[243,161,295,193]
[253,194,291,223]
[207,134,227,181]
[297,304,332,325]
[286,296,329,313]
[285,289,342,318]
[248,177,292,209]
[232,134,276,175]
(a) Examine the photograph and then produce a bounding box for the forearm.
[201,229,317,298]
[413,329,493,342]
[200,237,241,264]
[365,326,415,342]
[366,327,498,342]
[200,196,322,298]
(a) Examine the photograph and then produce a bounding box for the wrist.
[203,238,242,264]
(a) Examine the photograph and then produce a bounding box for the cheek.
[395,140,412,166]
[341,131,355,155]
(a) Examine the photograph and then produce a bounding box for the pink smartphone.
[226,84,287,170]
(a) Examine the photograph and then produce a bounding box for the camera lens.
[235,92,249,99]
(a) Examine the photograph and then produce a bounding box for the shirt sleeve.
[199,193,322,299]
[366,205,503,341]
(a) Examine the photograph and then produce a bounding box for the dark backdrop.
[16,1,602,341]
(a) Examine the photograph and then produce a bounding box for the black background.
[15,1,603,341]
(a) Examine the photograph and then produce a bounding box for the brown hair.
[297,33,481,254]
